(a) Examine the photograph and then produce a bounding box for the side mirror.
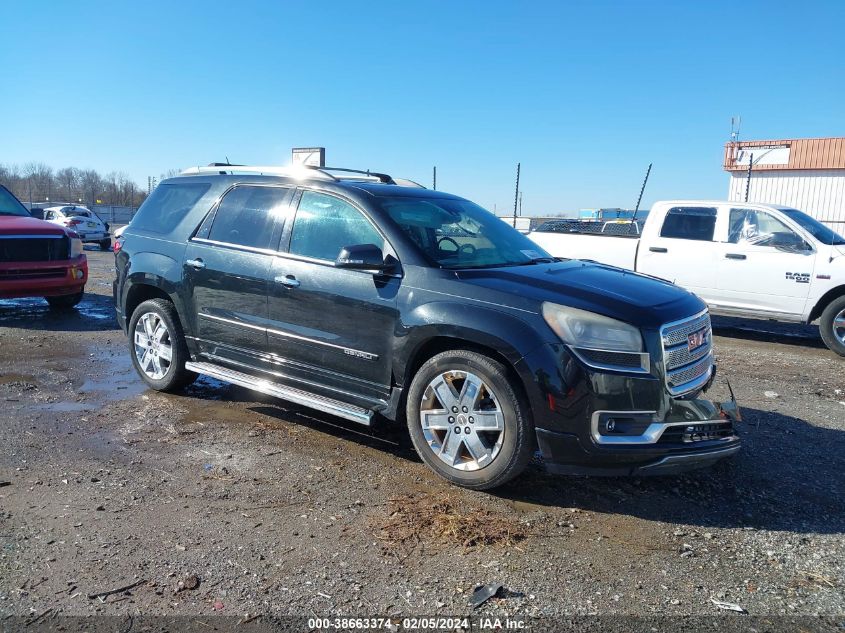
[335,244,391,272]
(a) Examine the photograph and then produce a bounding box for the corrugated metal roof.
[724,137,845,172]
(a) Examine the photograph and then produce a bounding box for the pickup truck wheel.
[128,299,196,391]
[406,350,534,490]
[46,291,83,310]
[819,296,845,357]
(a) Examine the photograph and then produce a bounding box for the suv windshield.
[380,196,552,269]
[780,208,845,245]
[0,186,31,217]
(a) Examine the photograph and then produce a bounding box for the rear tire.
[128,298,197,391]
[99,239,112,251]
[46,291,83,310]
[406,349,534,490]
[819,296,845,357]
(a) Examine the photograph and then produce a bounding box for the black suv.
[114,165,740,489]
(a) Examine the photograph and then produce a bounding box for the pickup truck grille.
[661,311,714,396]
[0,267,67,280]
[0,236,69,263]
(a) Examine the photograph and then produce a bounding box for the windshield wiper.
[515,257,556,265]
[446,258,556,270]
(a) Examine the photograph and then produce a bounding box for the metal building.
[724,137,845,230]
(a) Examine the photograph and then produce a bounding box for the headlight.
[542,303,643,352]
[70,236,83,257]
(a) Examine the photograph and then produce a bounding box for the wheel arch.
[808,285,845,323]
[402,335,523,393]
[124,282,174,326]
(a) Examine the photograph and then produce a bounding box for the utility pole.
[519,191,523,216]
[432,166,437,191]
[513,162,520,228]
[745,153,753,202]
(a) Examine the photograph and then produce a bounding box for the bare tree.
[0,162,147,209]
[56,167,81,203]
[79,169,104,209]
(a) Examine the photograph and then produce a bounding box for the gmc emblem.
[687,329,707,352]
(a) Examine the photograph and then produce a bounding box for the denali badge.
[344,348,378,361]
[687,329,707,352]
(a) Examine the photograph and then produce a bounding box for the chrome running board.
[185,361,373,425]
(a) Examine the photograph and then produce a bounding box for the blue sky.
[2,1,843,214]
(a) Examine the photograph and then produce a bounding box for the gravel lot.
[1,248,843,621]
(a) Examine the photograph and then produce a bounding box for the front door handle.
[275,274,300,288]
[725,253,747,260]
[186,258,206,270]
[649,246,668,253]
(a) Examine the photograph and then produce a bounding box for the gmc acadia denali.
[113,164,741,489]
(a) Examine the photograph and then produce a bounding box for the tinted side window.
[207,186,289,250]
[131,183,210,235]
[660,207,717,241]
[289,191,383,261]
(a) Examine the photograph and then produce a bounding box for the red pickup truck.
[0,184,88,308]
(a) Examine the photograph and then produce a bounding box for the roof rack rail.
[180,164,336,181]
[315,167,395,184]
[179,163,426,188]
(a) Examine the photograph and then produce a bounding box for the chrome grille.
[661,311,714,396]
[664,336,711,368]
[662,311,710,347]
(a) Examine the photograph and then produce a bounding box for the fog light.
[605,419,616,433]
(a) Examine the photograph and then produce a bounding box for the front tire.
[128,299,196,391]
[405,350,534,490]
[46,291,83,310]
[819,296,845,357]
[99,239,112,251]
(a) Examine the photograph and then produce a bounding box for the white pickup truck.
[529,201,845,356]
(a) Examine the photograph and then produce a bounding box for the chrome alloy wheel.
[834,308,845,345]
[419,370,506,472]
[133,312,174,380]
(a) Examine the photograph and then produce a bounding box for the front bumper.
[536,425,741,476]
[515,342,741,476]
[0,255,87,299]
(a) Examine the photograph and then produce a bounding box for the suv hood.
[0,215,68,236]
[456,260,705,328]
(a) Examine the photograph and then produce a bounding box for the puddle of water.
[80,350,148,401]
[0,296,114,323]
[0,297,48,314]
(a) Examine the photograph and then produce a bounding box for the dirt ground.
[1,248,843,621]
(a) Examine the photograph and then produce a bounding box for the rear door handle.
[649,247,668,253]
[185,258,206,270]
[725,253,747,260]
[275,274,300,288]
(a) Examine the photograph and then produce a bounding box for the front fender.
[394,300,549,387]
